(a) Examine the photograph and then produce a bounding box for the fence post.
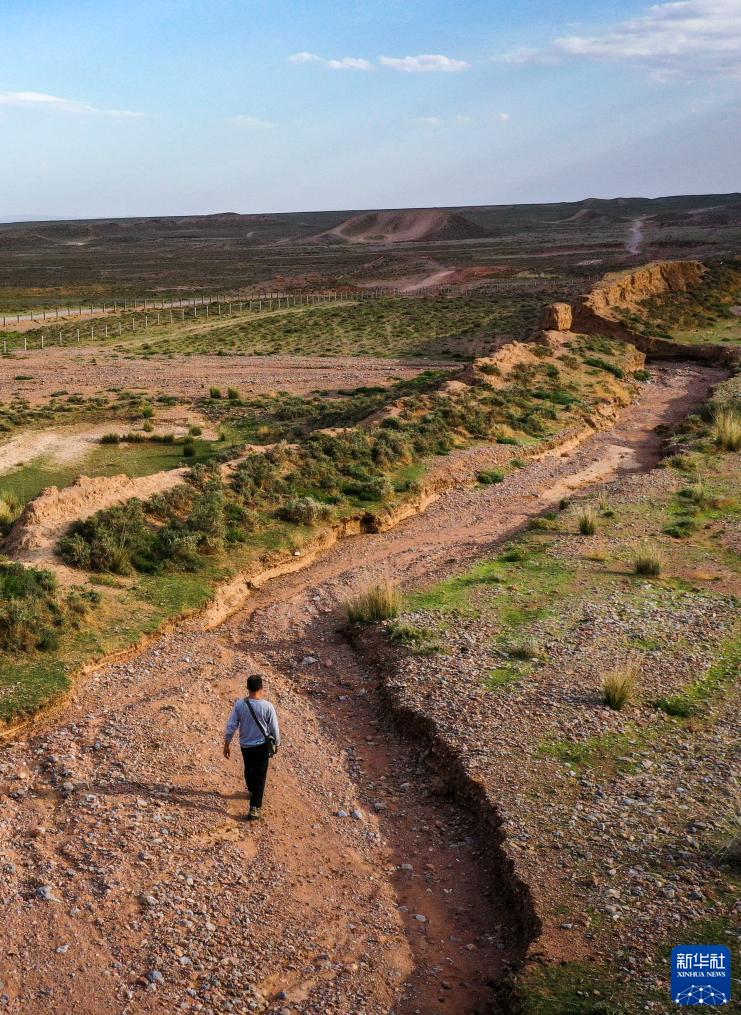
[24,335,27,351]
[41,333,45,348]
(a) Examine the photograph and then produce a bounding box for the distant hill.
[305,209,493,245]
[1,193,738,248]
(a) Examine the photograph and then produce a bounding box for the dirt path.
[400,270,456,293]
[0,363,723,1015]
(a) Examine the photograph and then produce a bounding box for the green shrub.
[182,436,197,458]
[277,496,332,526]
[209,387,222,399]
[0,561,96,653]
[100,432,120,445]
[227,387,240,401]
[477,469,505,485]
[0,492,22,534]
[584,355,625,379]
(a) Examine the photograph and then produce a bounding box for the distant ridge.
[304,209,493,245]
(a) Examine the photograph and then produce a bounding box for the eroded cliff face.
[582,260,706,319]
[540,260,739,367]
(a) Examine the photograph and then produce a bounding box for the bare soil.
[0,351,448,405]
[0,363,722,1015]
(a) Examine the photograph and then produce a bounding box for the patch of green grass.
[520,960,639,1014]
[486,661,531,690]
[0,658,69,725]
[386,621,442,654]
[654,634,740,717]
[537,730,643,772]
[408,559,506,612]
[0,438,223,506]
[520,913,738,1014]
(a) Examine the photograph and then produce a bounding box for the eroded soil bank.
[0,363,724,1015]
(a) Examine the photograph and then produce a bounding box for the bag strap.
[244,697,270,742]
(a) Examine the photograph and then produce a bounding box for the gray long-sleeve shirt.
[225,697,280,748]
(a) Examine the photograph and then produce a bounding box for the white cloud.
[498,1,741,79]
[380,54,470,73]
[325,56,373,70]
[288,51,372,70]
[414,114,481,125]
[289,52,322,64]
[497,111,510,122]
[0,90,146,117]
[226,114,272,129]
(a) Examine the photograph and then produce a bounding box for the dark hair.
[247,674,264,693]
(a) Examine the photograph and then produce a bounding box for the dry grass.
[633,543,663,576]
[713,406,741,452]
[602,661,638,710]
[346,580,402,623]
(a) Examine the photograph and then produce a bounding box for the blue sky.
[1,0,739,218]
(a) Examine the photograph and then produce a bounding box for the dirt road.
[0,363,723,1015]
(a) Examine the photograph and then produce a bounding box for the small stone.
[36,886,56,901]
[336,810,348,818]
[147,970,164,984]
[414,914,427,923]
[351,809,363,821]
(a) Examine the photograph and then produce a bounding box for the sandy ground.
[0,363,723,1015]
[0,408,216,474]
[1,351,450,405]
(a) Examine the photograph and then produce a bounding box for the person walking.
[223,674,280,821]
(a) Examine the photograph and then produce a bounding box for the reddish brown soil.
[0,363,722,1015]
[0,351,447,405]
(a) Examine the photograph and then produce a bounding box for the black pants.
[241,744,271,809]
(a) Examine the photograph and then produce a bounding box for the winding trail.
[0,363,724,1015]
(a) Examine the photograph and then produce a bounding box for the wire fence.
[1,285,456,329]
[0,285,464,353]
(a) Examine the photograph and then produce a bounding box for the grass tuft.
[577,506,597,535]
[633,543,663,576]
[346,580,401,623]
[713,406,741,451]
[602,662,638,710]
